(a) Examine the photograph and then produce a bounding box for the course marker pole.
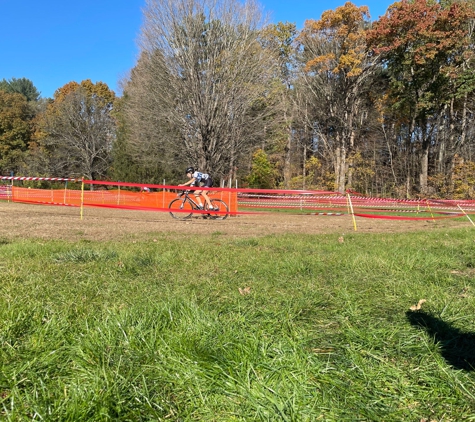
[425,200,435,221]
[347,193,357,231]
[80,178,85,220]
[457,203,475,227]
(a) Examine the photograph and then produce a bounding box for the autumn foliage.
[300,2,370,77]
[366,0,475,111]
[4,0,475,198]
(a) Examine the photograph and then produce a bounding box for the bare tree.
[40,85,116,180]
[122,0,277,179]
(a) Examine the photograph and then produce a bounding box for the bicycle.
[168,190,229,220]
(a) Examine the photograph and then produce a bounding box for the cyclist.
[179,167,218,211]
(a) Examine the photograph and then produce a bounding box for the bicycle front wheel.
[169,198,194,220]
[205,199,229,220]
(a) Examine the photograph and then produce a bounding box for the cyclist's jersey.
[192,171,210,183]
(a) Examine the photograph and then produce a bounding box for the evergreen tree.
[0,78,41,102]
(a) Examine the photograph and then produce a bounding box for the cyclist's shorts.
[192,178,213,188]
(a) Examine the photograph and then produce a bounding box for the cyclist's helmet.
[185,167,194,174]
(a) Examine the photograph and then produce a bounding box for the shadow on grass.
[406,310,475,371]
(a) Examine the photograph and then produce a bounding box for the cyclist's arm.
[179,177,196,187]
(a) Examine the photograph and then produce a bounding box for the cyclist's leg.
[201,191,213,208]
[193,189,204,208]
[201,179,215,209]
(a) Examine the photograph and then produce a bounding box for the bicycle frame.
[180,191,201,207]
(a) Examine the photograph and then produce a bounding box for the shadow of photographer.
[406,310,475,371]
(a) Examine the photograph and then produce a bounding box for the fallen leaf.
[312,347,335,354]
[239,287,251,295]
[410,299,426,311]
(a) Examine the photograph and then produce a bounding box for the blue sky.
[1,0,392,99]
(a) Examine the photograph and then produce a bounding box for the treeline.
[2,0,475,198]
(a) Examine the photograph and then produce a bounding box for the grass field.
[1,226,475,421]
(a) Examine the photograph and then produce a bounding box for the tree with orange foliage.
[367,0,475,196]
[298,2,377,193]
[37,80,116,180]
[52,80,115,107]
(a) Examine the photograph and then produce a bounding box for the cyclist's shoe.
[197,205,204,210]
[213,207,220,212]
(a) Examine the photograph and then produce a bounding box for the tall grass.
[1,228,475,420]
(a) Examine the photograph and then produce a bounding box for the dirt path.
[0,201,471,242]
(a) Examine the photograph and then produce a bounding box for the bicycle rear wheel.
[169,198,194,220]
[205,199,229,220]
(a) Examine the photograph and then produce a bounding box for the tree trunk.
[283,124,292,189]
[335,134,346,193]
[406,174,411,199]
[419,137,429,196]
[460,92,468,151]
[436,105,446,174]
[346,127,356,190]
[338,146,346,193]
[335,143,341,191]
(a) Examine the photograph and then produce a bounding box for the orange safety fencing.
[4,177,475,223]
[10,186,239,214]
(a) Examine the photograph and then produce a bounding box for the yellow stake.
[347,193,357,231]
[80,178,85,220]
[457,204,475,227]
[426,200,435,221]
